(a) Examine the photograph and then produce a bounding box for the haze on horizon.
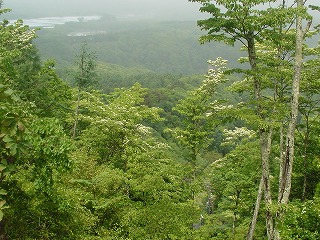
[3,0,204,21]
[3,0,320,22]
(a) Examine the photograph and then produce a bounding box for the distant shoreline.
[9,15,102,28]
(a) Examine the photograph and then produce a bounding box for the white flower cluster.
[207,57,228,69]
[199,57,228,92]
[204,101,233,115]
[223,127,256,144]
[136,124,151,135]
[207,58,228,81]
[212,104,233,111]
[8,25,36,50]
[153,142,170,150]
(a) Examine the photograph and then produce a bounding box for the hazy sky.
[4,0,204,20]
[3,0,319,21]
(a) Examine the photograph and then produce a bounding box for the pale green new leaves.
[77,83,162,127]
[0,17,37,84]
[0,84,28,157]
[73,83,162,165]
[190,0,289,44]
[0,11,36,221]
[171,58,229,162]
[0,20,36,53]
[228,40,297,129]
[26,117,72,193]
[0,160,11,221]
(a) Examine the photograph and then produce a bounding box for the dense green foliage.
[0,1,320,239]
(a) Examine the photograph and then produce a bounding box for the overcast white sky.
[4,0,203,20]
[3,0,320,21]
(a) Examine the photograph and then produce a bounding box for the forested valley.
[1,0,320,239]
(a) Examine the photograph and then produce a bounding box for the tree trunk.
[278,0,304,204]
[301,146,307,201]
[301,119,309,201]
[247,176,264,240]
[72,88,81,139]
[247,33,275,240]
[260,129,275,239]
[232,190,241,239]
[277,125,285,203]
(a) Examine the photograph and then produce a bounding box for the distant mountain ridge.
[34,18,242,75]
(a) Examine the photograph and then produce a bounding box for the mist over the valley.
[4,0,320,21]
[2,0,319,74]
[2,0,240,75]
[3,0,204,21]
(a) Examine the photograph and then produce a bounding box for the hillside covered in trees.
[1,0,320,239]
[34,18,243,75]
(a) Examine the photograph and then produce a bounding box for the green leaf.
[0,160,8,166]
[9,144,17,156]
[2,135,12,143]
[309,5,320,11]
[0,211,3,221]
[17,121,25,131]
[3,89,14,96]
[0,189,7,196]
[1,117,13,125]
[0,165,6,172]
[0,200,6,209]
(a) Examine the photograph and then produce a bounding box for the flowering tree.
[189,0,315,239]
[171,58,229,167]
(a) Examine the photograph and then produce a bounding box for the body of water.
[10,15,101,28]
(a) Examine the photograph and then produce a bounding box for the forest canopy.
[0,0,320,239]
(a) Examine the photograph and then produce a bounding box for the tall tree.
[278,0,308,205]
[189,0,314,239]
[72,43,97,139]
[0,4,37,225]
[295,41,320,201]
[171,58,228,168]
[189,0,283,238]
